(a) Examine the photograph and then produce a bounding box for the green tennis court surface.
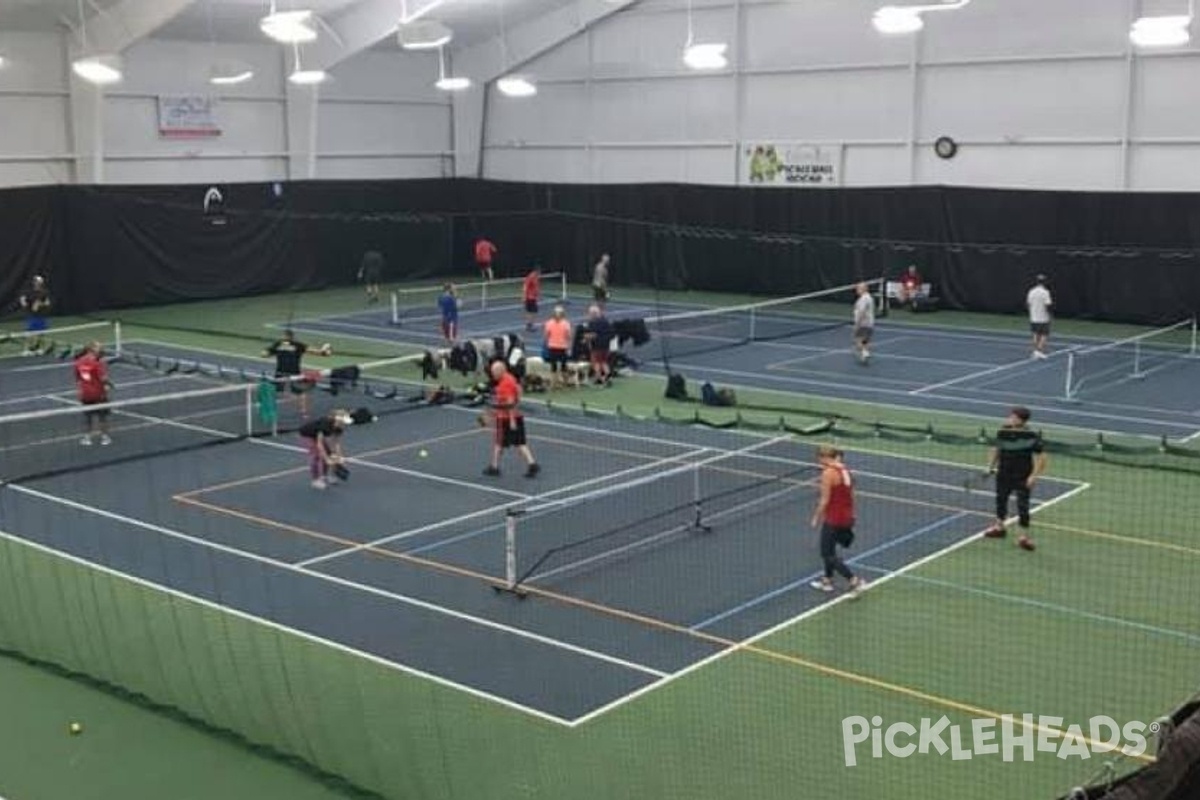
[0,286,1197,799]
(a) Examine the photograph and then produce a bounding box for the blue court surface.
[289,294,1200,441]
[0,345,1085,725]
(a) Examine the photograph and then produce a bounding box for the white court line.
[908,351,1067,395]
[0,523,575,728]
[5,485,668,682]
[766,344,993,371]
[853,565,1200,646]
[264,322,419,350]
[640,360,1198,437]
[566,480,1092,727]
[299,444,712,568]
[0,373,191,408]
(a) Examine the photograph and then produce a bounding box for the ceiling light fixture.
[872,1,971,35]
[434,46,470,91]
[497,76,536,97]
[1130,14,1192,47]
[682,0,729,71]
[287,42,326,85]
[261,3,318,44]
[72,54,123,84]
[70,0,122,85]
[399,20,453,50]
[210,68,255,86]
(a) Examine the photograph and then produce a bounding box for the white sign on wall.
[157,95,221,139]
[742,143,841,187]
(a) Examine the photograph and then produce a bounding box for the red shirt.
[475,239,497,264]
[493,373,521,422]
[74,353,108,403]
[902,270,922,290]
[523,272,540,301]
[824,465,855,527]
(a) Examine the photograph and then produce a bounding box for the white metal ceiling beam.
[305,0,407,71]
[455,0,637,81]
[68,0,197,55]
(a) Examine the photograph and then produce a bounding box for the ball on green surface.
[68,722,83,735]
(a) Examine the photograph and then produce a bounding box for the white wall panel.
[916,144,1123,190]
[486,84,591,144]
[484,148,592,183]
[1129,146,1200,190]
[318,103,449,152]
[919,61,1126,140]
[0,162,73,187]
[104,158,287,184]
[741,70,909,142]
[315,157,448,180]
[590,146,732,184]
[105,96,286,156]
[1133,56,1200,138]
[843,145,910,187]
[742,0,910,70]
[590,77,735,142]
[0,96,72,154]
[921,0,1130,62]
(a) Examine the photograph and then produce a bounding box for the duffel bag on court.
[701,382,736,407]
[665,372,688,400]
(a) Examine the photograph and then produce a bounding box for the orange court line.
[173,489,1149,762]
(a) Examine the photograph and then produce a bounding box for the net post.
[390,291,399,326]
[482,280,490,312]
[1132,339,1143,379]
[1063,351,1076,400]
[244,383,253,437]
[748,307,757,342]
[113,321,123,357]
[559,271,568,303]
[1192,316,1198,356]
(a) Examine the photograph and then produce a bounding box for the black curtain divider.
[1,180,1197,325]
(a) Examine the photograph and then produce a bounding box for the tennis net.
[0,383,262,484]
[1064,318,1198,400]
[502,436,817,591]
[0,320,121,361]
[648,279,885,362]
[390,272,568,326]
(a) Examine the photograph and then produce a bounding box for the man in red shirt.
[523,267,541,332]
[474,238,498,282]
[898,264,923,306]
[74,341,113,446]
[809,445,866,595]
[482,361,539,478]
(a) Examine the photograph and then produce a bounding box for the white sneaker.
[326,475,339,485]
[1032,350,1047,360]
[80,436,93,446]
[809,579,834,593]
[99,434,111,446]
[849,577,868,597]
[862,349,871,362]
[311,478,327,490]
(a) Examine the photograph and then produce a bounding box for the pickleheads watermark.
[841,715,1158,766]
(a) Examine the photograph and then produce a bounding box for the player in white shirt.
[852,283,875,364]
[1026,275,1053,359]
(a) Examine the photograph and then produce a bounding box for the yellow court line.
[1038,521,1200,559]
[174,490,1150,763]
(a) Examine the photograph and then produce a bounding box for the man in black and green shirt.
[985,406,1047,551]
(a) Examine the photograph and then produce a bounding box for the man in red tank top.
[809,445,866,595]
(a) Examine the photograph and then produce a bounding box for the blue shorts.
[26,316,47,333]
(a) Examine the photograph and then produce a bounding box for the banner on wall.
[741,143,840,186]
[157,95,221,138]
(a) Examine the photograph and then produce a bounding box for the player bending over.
[299,409,351,490]
[984,406,1047,551]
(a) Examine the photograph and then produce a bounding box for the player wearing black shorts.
[984,406,1047,551]
[264,329,331,417]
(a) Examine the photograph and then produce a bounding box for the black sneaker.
[482,466,501,477]
[525,463,541,478]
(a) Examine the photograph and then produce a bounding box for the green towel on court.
[257,379,278,426]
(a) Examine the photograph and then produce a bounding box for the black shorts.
[361,267,381,284]
[854,326,873,342]
[494,416,527,448]
[275,371,304,393]
[819,523,855,558]
[592,285,609,302]
[82,397,110,421]
[547,349,568,371]
[1030,322,1050,336]
[525,299,539,314]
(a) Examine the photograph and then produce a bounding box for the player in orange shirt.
[482,361,539,478]
[542,306,573,389]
